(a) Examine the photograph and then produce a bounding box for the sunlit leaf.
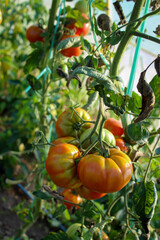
[72,66,118,93]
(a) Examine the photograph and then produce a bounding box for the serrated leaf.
[130,181,157,234]
[127,123,149,142]
[41,231,73,240]
[150,75,160,107]
[72,66,118,93]
[33,190,53,200]
[56,36,81,52]
[24,49,44,73]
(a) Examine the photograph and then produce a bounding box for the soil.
[0,185,57,240]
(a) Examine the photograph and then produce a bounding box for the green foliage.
[130,181,157,235]
[41,231,72,240]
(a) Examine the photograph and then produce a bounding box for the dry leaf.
[134,71,155,123]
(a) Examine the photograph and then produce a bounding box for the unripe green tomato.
[66,223,88,240]
[80,128,116,150]
[75,0,89,14]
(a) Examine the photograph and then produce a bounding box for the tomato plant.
[76,185,106,200]
[60,34,83,57]
[104,118,124,137]
[65,13,90,37]
[46,143,82,189]
[77,148,133,193]
[55,107,92,138]
[26,25,45,43]
[62,189,83,210]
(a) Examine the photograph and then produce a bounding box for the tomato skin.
[77,148,133,193]
[76,185,106,200]
[80,128,116,150]
[55,107,92,138]
[115,137,128,152]
[62,189,83,210]
[65,13,90,37]
[26,25,45,43]
[53,136,79,146]
[60,34,83,57]
[46,143,82,189]
[0,9,2,24]
[104,118,124,137]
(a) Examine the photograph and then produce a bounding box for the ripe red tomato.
[65,13,90,37]
[60,34,83,57]
[46,143,82,189]
[76,185,106,200]
[62,189,83,210]
[55,107,92,138]
[26,25,45,43]
[104,118,124,137]
[115,137,128,152]
[77,148,133,193]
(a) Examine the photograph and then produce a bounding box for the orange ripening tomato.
[26,25,45,43]
[46,143,82,189]
[55,107,92,138]
[65,13,90,37]
[104,118,124,137]
[48,136,79,156]
[115,137,128,152]
[76,185,106,200]
[60,34,83,57]
[77,148,133,193]
[62,189,83,210]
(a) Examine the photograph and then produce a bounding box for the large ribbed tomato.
[76,185,106,200]
[62,189,83,210]
[55,107,92,138]
[46,143,82,189]
[77,148,133,193]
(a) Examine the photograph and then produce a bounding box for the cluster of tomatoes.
[26,1,90,57]
[45,107,133,209]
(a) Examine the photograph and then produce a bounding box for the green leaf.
[155,147,160,155]
[127,91,142,114]
[131,181,157,234]
[80,36,92,52]
[107,31,124,45]
[26,74,42,91]
[72,66,118,93]
[24,49,44,74]
[41,231,73,240]
[52,205,66,218]
[150,75,160,108]
[33,190,53,200]
[56,36,81,52]
[127,123,149,142]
